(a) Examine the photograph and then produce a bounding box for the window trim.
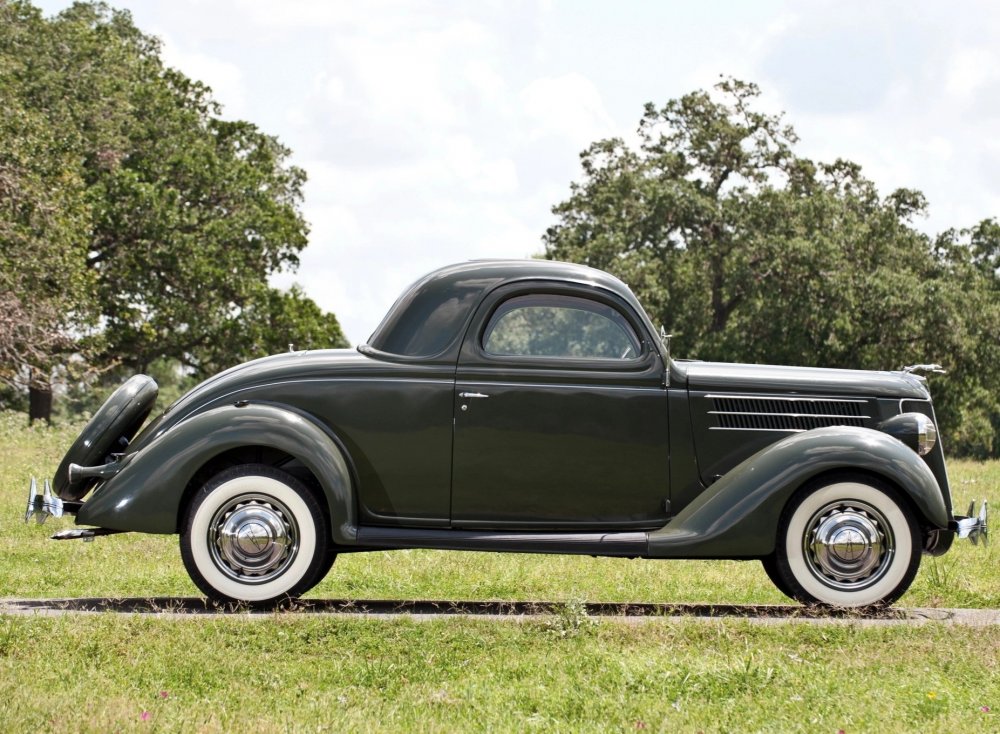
[480,292,645,363]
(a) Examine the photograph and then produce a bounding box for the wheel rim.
[803,500,895,591]
[207,493,299,584]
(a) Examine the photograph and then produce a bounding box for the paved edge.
[0,598,998,626]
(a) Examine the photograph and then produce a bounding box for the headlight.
[878,412,937,456]
[914,413,937,455]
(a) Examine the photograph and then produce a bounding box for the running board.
[355,527,649,557]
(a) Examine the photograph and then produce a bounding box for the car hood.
[680,361,930,400]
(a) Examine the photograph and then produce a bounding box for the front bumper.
[954,500,989,545]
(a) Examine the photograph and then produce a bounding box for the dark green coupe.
[27,260,987,607]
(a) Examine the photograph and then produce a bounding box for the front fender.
[649,426,947,558]
[76,403,357,543]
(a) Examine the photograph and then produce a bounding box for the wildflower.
[981,706,992,713]
[140,711,151,721]
[159,691,169,699]
[926,692,937,700]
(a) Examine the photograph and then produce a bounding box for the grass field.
[0,614,997,732]
[1,411,997,731]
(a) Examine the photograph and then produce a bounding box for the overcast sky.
[36,0,1000,344]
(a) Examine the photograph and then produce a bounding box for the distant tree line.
[0,1,348,422]
[545,78,1000,457]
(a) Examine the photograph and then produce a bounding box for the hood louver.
[709,395,868,432]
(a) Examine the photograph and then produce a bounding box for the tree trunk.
[28,379,53,425]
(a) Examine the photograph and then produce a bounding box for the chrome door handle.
[459,392,490,399]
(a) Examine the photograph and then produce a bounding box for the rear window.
[367,273,499,357]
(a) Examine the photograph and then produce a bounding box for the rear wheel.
[760,554,795,600]
[771,477,921,607]
[180,464,331,606]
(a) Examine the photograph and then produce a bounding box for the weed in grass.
[544,598,597,638]
[924,555,966,607]
[715,651,777,695]
[917,689,949,720]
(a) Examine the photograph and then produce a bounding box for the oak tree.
[544,78,1000,455]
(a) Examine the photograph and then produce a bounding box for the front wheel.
[771,477,921,607]
[180,464,331,606]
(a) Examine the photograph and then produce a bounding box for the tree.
[544,78,1000,455]
[42,2,337,376]
[0,1,348,420]
[199,285,349,375]
[0,1,98,421]
[928,220,1000,457]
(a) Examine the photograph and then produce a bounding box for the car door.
[451,282,670,530]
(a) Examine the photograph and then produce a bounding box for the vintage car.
[26,260,987,607]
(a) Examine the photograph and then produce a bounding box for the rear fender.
[649,426,947,558]
[76,403,357,543]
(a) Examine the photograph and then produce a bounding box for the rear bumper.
[24,476,84,532]
[24,477,65,524]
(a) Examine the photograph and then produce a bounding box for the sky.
[35,0,1000,344]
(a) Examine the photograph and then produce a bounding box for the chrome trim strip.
[458,381,663,393]
[704,394,868,403]
[708,411,870,419]
[709,427,802,432]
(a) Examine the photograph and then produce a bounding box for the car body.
[27,259,988,606]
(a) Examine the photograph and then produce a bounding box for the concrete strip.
[0,597,998,626]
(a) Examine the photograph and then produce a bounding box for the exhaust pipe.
[67,461,122,483]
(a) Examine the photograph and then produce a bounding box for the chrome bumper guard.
[955,500,989,546]
[25,476,115,542]
[24,477,63,524]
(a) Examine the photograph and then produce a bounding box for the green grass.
[1,411,995,607]
[0,614,997,732]
[1,411,998,732]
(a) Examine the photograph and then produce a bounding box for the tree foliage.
[0,1,96,402]
[544,78,1000,456]
[0,1,347,417]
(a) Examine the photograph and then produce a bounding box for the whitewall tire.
[773,477,921,607]
[180,464,331,606]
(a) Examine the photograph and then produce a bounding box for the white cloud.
[945,47,999,99]
[30,0,1000,344]
[158,42,248,119]
[519,73,615,147]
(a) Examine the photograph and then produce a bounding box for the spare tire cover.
[54,375,159,500]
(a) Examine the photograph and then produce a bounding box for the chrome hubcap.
[208,494,298,583]
[804,501,894,590]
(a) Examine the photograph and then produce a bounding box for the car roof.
[363,259,648,361]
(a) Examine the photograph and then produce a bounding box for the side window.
[483,294,641,360]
